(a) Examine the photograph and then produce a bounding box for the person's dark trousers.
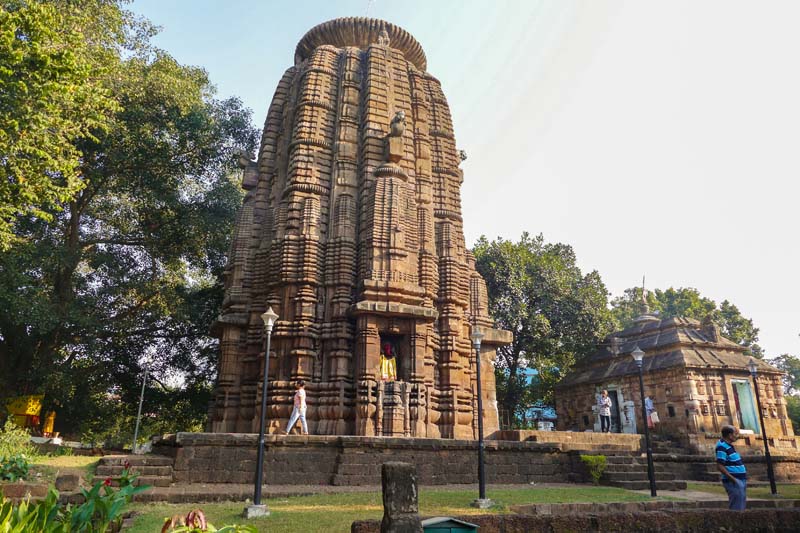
[600,415,610,433]
[722,479,747,510]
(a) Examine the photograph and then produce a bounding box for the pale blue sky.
[130,0,800,358]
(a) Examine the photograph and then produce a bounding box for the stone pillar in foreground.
[380,462,422,533]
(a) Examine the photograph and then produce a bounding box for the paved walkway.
[134,481,737,504]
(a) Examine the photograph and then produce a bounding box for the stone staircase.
[649,433,685,455]
[601,454,687,491]
[95,455,174,487]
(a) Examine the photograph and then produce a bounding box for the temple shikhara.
[209,18,511,438]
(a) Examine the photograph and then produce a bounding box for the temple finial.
[640,275,649,315]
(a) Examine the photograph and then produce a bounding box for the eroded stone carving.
[209,17,511,439]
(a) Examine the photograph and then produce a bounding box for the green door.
[732,380,759,433]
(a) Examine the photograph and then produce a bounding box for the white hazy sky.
[130,0,799,358]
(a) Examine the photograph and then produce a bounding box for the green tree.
[0,0,126,250]
[771,354,800,395]
[0,0,257,441]
[610,287,763,357]
[473,233,615,424]
[771,352,800,434]
[786,395,800,435]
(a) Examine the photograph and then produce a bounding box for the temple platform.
[148,432,800,487]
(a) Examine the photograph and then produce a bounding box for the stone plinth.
[154,432,570,486]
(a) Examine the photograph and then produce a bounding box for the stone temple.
[209,18,511,439]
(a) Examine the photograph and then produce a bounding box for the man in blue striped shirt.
[715,425,747,510]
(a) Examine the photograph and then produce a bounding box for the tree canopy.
[0,0,257,443]
[473,233,615,424]
[0,0,138,249]
[610,286,763,357]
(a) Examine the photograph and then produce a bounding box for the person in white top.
[285,380,309,435]
[598,390,612,433]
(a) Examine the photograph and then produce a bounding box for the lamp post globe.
[470,327,491,509]
[244,306,279,519]
[748,357,778,495]
[631,345,657,497]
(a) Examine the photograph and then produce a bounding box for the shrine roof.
[556,315,781,388]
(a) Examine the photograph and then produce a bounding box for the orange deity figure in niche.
[380,342,397,381]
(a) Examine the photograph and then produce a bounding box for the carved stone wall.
[209,18,511,438]
[554,316,795,449]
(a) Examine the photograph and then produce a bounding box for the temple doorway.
[732,379,760,433]
[608,389,623,433]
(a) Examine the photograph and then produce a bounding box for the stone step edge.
[99,454,174,466]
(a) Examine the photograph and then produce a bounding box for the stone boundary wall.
[652,453,800,483]
[687,432,800,456]
[352,508,800,533]
[154,433,578,486]
[495,430,643,451]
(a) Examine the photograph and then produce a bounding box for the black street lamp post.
[244,306,279,519]
[631,346,657,497]
[748,358,778,495]
[470,327,491,509]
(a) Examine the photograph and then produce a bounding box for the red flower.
[123,460,131,470]
[103,477,112,486]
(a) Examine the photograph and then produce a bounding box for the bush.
[580,454,607,485]
[0,468,150,532]
[0,454,30,481]
[0,420,35,458]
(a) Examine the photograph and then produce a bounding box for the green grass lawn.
[30,455,99,483]
[686,482,800,499]
[128,486,661,533]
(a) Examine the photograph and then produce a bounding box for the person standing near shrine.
[598,390,612,433]
[285,380,309,435]
[716,425,747,510]
[645,396,658,429]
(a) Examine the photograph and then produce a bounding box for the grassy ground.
[128,486,662,533]
[29,454,99,483]
[686,482,800,499]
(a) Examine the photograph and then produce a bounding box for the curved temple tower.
[210,18,511,439]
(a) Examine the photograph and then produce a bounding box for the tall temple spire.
[209,18,511,439]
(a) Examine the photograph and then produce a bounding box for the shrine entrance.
[732,379,760,433]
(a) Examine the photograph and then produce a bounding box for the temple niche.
[209,18,511,439]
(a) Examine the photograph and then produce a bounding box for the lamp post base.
[471,498,493,509]
[242,504,270,519]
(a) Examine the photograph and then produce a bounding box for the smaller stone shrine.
[554,303,796,453]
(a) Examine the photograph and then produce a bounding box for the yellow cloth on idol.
[380,354,397,381]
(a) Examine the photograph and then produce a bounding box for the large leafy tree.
[610,286,763,358]
[771,352,800,433]
[0,0,257,442]
[473,233,615,423]
[0,0,131,250]
[771,353,800,395]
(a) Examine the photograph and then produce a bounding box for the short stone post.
[380,462,423,533]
